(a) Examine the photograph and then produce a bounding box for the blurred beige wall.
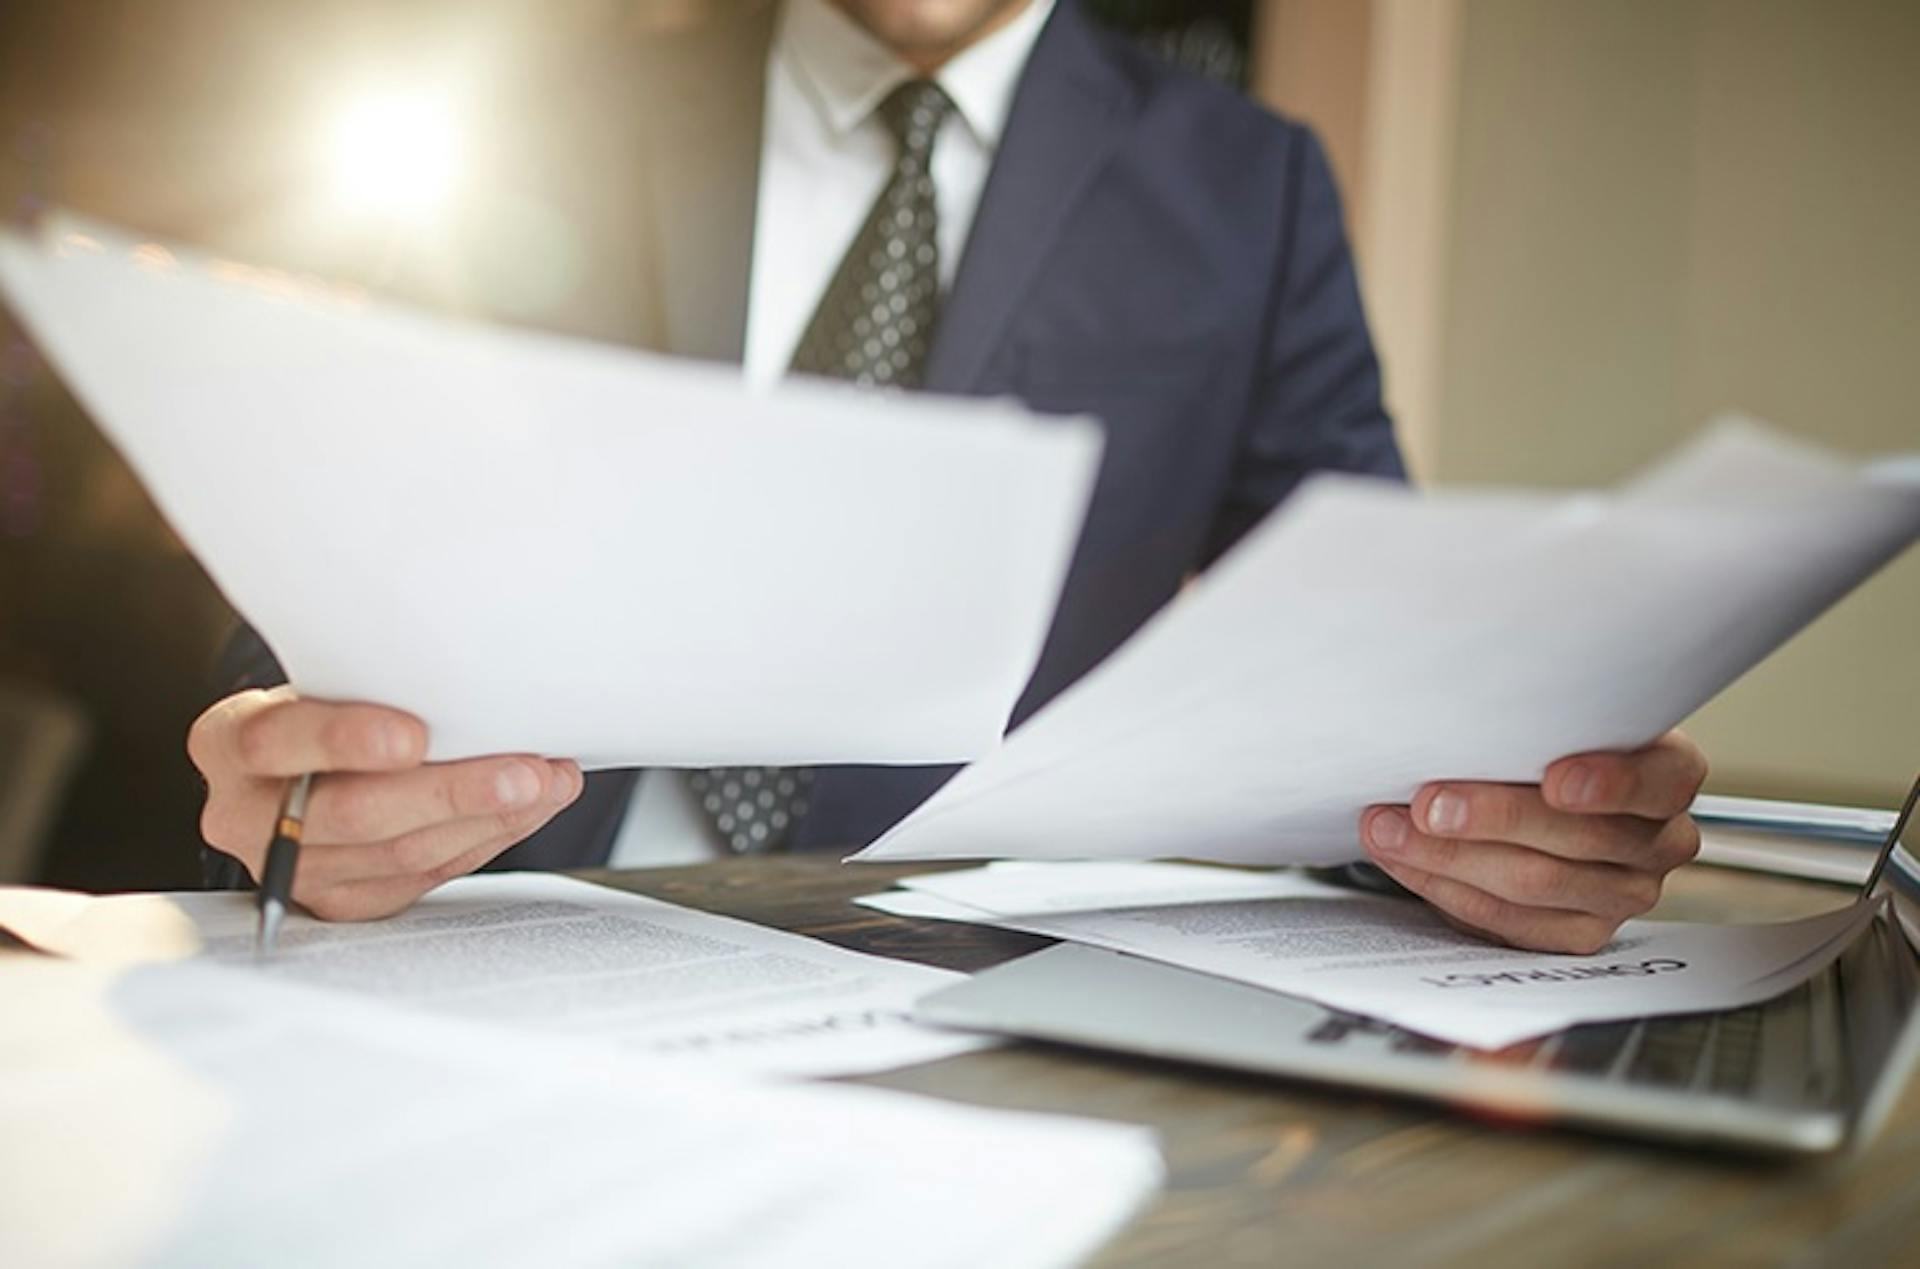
[1260,0,1919,808]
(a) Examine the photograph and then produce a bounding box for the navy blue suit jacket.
[213,0,1403,876]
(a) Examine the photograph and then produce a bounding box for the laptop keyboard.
[1547,1019,1638,1077]
[1626,1015,1717,1087]
[1705,1004,1766,1092]
[1310,982,1805,1097]
[1292,913,1920,1111]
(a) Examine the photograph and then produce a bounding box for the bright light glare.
[322,85,465,219]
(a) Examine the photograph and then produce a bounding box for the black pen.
[255,771,314,956]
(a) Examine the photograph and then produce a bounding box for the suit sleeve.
[1200,125,1405,565]
[214,621,287,699]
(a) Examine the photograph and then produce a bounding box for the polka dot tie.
[789,77,955,388]
[690,79,956,855]
[685,766,817,856]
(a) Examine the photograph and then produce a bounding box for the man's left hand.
[1360,730,1708,953]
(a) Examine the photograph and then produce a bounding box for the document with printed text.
[2,874,990,1077]
[859,862,1880,1048]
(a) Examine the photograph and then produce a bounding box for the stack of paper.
[1,874,990,1078]
[0,951,1160,1268]
[1692,794,1900,885]
[855,425,1920,866]
[859,863,1882,1049]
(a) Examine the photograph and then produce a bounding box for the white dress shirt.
[610,0,1056,865]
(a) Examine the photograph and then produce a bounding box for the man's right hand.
[188,686,584,921]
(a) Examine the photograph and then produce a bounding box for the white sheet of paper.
[0,216,1100,767]
[3,874,991,1077]
[856,863,1881,1048]
[1695,826,1881,886]
[0,955,1160,1269]
[1691,793,1897,841]
[856,423,1920,864]
[896,859,1359,913]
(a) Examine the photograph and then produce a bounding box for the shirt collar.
[779,0,1057,149]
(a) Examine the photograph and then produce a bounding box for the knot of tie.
[877,78,955,165]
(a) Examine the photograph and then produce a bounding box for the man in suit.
[188,0,1706,953]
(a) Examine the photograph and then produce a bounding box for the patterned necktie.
[689,78,957,854]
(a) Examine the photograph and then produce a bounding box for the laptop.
[915,773,1920,1154]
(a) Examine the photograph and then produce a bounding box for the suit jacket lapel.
[924,0,1141,393]
[643,1,776,363]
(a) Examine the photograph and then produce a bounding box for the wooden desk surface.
[581,859,1920,1267]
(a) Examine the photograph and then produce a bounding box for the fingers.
[295,792,571,898]
[189,686,589,922]
[198,772,277,871]
[192,687,425,870]
[298,830,532,922]
[234,694,428,778]
[302,755,576,845]
[1349,735,1709,954]
[1543,730,1709,820]
[1405,782,1698,871]
[1360,741,1707,953]
[284,766,582,919]
[1362,807,1661,922]
[191,686,427,780]
[1367,854,1621,955]
[203,762,579,885]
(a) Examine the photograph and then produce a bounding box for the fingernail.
[555,764,582,804]
[373,721,409,763]
[496,763,542,808]
[1562,763,1596,807]
[1427,791,1468,835]
[1368,809,1409,854]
